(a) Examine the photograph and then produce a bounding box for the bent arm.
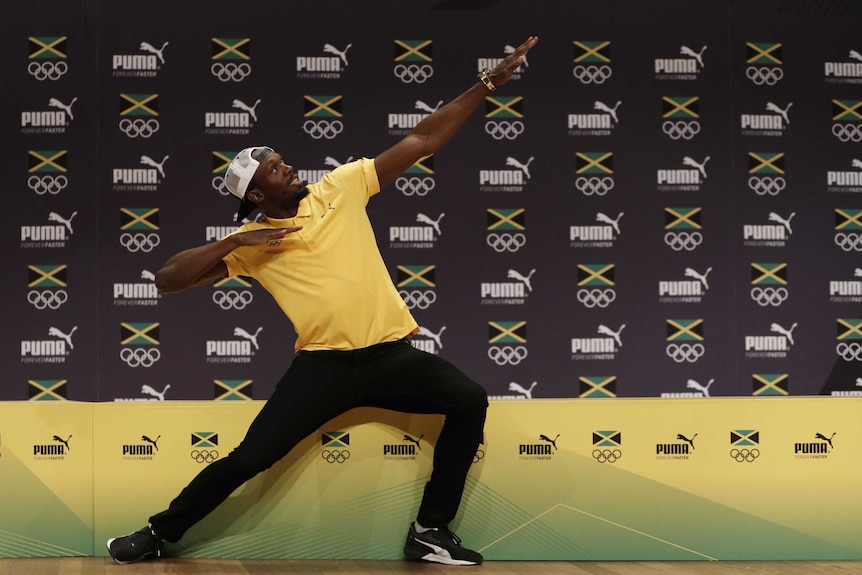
[155,227,300,294]
[375,36,537,190]
[154,238,236,294]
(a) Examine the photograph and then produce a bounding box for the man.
[107,35,538,567]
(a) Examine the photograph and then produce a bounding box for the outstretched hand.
[488,36,538,88]
[235,226,303,246]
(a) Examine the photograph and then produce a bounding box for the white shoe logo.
[508,381,537,399]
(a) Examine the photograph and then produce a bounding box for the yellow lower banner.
[0,402,93,557]
[0,397,860,560]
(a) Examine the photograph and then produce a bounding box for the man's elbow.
[154,268,183,295]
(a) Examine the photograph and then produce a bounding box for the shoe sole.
[106,538,160,565]
[406,552,480,566]
[404,540,481,566]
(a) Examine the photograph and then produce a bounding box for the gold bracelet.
[477,68,496,91]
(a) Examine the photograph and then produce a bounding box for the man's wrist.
[477,68,496,91]
[224,233,244,249]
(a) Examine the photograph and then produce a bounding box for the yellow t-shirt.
[222,158,419,351]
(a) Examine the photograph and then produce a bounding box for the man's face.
[251,150,306,208]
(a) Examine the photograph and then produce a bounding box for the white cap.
[224,146,272,199]
[223,146,273,222]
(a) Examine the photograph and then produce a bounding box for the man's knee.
[456,377,489,416]
[471,382,490,410]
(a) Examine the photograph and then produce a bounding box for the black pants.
[149,339,488,542]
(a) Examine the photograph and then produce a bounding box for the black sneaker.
[106,525,163,564]
[403,522,483,565]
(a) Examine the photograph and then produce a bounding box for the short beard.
[289,186,311,207]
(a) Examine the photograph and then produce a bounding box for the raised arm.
[374,36,537,190]
[154,227,301,294]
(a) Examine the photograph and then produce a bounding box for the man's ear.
[246,188,264,203]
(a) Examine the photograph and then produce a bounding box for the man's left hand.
[489,36,538,88]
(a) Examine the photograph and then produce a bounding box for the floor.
[1,558,861,575]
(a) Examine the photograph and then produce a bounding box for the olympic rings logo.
[485,121,525,141]
[212,290,254,310]
[119,118,159,139]
[576,289,616,309]
[120,233,161,253]
[836,342,862,361]
[665,232,703,252]
[393,64,434,84]
[832,124,862,143]
[662,121,701,141]
[303,120,343,140]
[487,233,526,253]
[575,176,614,196]
[120,347,161,368]
[835,232,862,252]
[488,346,528,366]
[211,62,251,82]
[28,60,68,81]
[592,449,621,463]
[666,343,705,363]
[399,289,436,310]
[321,449,350,464]
[750,286,788,307]
[473,449,485,464]
[573,65,612,84]
[27,290,68,310]
[748,176,785,196]
[191,449,219,463]
[395,176,435,196]
[730,448,760,462]
[28,174,68,195]
[212,176,229,194]
[746,66,783,86]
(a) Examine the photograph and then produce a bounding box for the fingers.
[489,37,537,76]
[506,36,537,71]
[239,226,303,246]
[517,36,538,54]
[273,226,302,237]
[271,226,302,237]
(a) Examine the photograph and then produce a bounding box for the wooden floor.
[1,558,861,575]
